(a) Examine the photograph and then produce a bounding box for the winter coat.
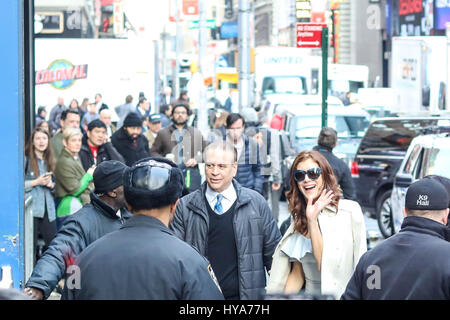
[111,127,151,166]
[258,128,282,184]
[115,103,136,129]
[266,199,367,299]
[51,132,64,160]
[313,145,356,200]
[78,135,125,171]
[25,192,132,299]
[63,215,225,300]
[170,180,282,300]
[159,113,171,128]
[54,148,93,217]
[233,135,264,195]
[151,124,206,163]
[341,216,450,300]
[49,104,67,132]
[24,157,56,222]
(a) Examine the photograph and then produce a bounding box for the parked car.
[352,117,450,238]
[279,104,371,168]
[391,132,450,233]
[262,95,344,128]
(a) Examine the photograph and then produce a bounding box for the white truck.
[34,38,155,121]
[391,36,448,115]
[254,46,370,119]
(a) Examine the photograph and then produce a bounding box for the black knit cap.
[123,112,143,127]
[123,156,184,211]
[405,178,449,211]
[93,160,128,194]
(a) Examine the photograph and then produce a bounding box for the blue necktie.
[214,194,224,215]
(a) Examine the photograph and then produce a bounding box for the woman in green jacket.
[54,127,96,230]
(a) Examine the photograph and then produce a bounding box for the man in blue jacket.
[24,160,130,299]
[225,113,264,195]
[64,157,224,300]
[341,178,450,300]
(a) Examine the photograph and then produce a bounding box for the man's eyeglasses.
[205,163,234,171]
[130,160,172,191]
[173,111,187,115]
[293,167,322,182]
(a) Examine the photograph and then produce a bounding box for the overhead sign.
[35,59,88,89]
[220,21,238,39]
[188,19,216,29]
[397,0,433,36]
[296,23,326,48]
[311,0,326,23]
[183,0,199,15]
[296,0,311,21]
[113,0,124,36]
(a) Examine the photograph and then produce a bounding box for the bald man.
[99,108,116,139]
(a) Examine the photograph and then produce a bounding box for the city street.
[2,0,450,302]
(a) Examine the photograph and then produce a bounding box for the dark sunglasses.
[130,160,172,191]
[293,167,322,182]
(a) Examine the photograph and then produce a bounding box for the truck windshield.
[262,76,307,95]
[294,115,370,139]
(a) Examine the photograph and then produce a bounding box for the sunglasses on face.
[130,160,172,191]
[293,167,322,182]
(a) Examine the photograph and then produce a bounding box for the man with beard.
[151,103,206,193]
[111,112,151,166]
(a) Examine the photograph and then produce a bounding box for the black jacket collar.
[120,214,173,235]
[118,127,140,143]
[90,192,122,220]
[399,216,448,241]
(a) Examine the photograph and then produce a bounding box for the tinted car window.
[403,144,422,174]
[294,115,369,138]
[358,119,445,155]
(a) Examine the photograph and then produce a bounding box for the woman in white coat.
[266,150,366,299]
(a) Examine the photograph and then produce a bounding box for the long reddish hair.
[286,150,341,235]
[25,127,55,177]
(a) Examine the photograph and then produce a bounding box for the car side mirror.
[395,172,413,188]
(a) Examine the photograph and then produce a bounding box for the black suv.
[351,117,450,238]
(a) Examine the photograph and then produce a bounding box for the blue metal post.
[0,1,25,289]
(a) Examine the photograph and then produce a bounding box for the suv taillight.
[351,161,359,178]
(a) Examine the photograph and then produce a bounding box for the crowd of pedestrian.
[22,90,450,301]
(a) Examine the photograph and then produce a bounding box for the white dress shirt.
[205,183,237,214]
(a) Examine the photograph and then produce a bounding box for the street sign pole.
[321,27,328,128]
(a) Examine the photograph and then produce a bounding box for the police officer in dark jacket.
[111,112,151,166]
[24,160,130,300]
[78,119,125,171]
[313,127,356,200]
[341,178,450,300]
[63,157,224,300]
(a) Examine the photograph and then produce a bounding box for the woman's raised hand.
[306,189,334,222]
